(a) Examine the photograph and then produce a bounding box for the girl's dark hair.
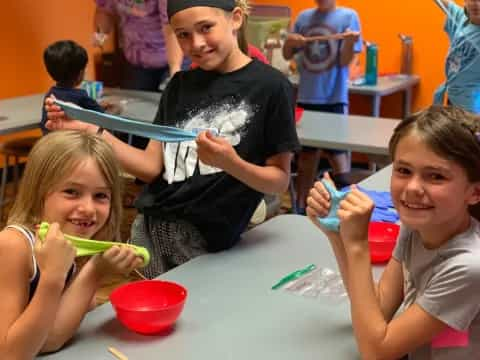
[43,40,88,87]
[389,105,480,219]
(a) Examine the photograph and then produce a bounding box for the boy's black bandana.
[167,0,236,19]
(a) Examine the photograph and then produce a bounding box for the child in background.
[93,0,186,149]
[93,0,184,88]
[41,40,105,133]
[283,0,362,214]
[307,106,480,359]
[0,131,143,358]
[433,0,480,114]
[45,0,300,279]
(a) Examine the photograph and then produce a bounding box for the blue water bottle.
[365,42,378,85]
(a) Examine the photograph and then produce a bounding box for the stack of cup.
[81,80,104,100]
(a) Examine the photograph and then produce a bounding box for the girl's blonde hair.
[8,131,124,241]
[235,0,250,55]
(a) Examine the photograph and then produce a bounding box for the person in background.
[41,40,105,134]
[94,0,183,90]
[433,0,480,114]
[45,0,299,279]
[94,0,185,149]
[0,131,143,359]
[283,0,362,215]
[307,106,480,359]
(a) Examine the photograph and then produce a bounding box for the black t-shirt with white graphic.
[135,59,300,252]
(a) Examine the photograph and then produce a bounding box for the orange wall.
[0,0,98,100]
[0,1,101,153]
[0,1,462,116]
[254,0,460,116]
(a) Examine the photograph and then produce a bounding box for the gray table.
[296,111,400,156]
[101,89,160,144]
[0,88,160,136]
[102,88,160,123]
[289,74,420,118]
[0,94,44,134]
[40,167,392,360]
[349,75,420,118]
[359,164,391,191]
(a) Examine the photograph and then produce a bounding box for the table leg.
[372,95,381,117]
[368,154,391,170]
[289,174,298,214]
[403,88,412,119]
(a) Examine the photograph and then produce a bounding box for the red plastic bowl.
[110,280,187,335]
[368,222,400,264]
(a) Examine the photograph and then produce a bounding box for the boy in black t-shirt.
[45,0,300,278]
[41,40,104,133]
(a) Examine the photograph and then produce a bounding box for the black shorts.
[129,214,208,279]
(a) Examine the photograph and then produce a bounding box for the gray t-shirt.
[393,218,480,359]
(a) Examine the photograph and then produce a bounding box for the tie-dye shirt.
[96,0,168,68]
[434,2,480,113]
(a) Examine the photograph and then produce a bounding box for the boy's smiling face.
[170,6,244,73]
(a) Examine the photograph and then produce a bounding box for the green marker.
[272,264,316,290]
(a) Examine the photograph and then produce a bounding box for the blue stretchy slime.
[55,99,218,142]
[318,179,349,232]
[316,181,399,231]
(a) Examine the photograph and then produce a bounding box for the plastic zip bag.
[272,264,347,300]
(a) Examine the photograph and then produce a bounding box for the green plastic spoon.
[38,222,150,267]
